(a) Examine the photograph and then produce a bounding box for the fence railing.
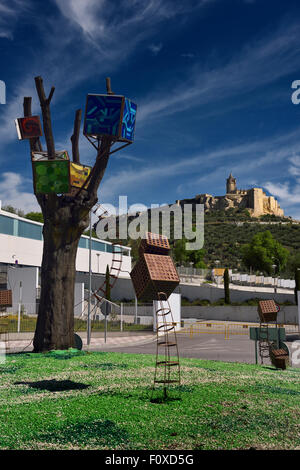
[178,321,300,340]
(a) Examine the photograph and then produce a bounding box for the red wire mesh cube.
[0,290,12,307]
[130,253,179,301]
[139,232,170,255]
[258,300,278,322]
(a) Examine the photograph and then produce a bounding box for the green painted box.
[33,159,70,194]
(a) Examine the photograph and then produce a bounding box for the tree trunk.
[24,77,113,352]
[33,201,90,351]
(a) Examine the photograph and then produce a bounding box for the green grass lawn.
[0,351,299,450]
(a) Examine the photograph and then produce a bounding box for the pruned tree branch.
[70,109,82,164]
[47,87,55,104]
[34,76,56,159]
[86,136,112,200]
[23,96,45,208]
[106,77,114,95]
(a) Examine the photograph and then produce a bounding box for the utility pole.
[87,210,92,345]
[17,281,22,333]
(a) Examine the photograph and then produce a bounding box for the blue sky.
[1,0,300,218]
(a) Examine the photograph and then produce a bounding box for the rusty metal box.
[258,300,278,322]
[270,348,289,369]
[139,232,170,256]
[130,253,179,301]
[0,290,12,307]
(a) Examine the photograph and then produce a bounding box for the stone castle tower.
[226,173,237,194]
[176,173,285,218]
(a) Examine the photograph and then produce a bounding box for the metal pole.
[135,295,138,324]
[105,301,108,343]
[297,291,300,334]
[120,302,123,332]
[87,211,92,346]
[255,339,258,365]
[17,281,22,333]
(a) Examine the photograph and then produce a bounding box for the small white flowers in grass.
[0,342,6,364]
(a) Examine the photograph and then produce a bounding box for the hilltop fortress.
[176,174,284,218]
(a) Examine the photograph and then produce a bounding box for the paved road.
[87,331,300,367]
[5,330,300,368]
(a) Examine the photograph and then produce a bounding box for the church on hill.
[176,173,284,217]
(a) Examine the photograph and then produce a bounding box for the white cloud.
[0,0,209,153]
[148,43,162,55]
[0,0,31,40]
[138,20,300,122]
[0,172,39,213]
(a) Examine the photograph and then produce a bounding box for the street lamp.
[215,260,220,285]
[96,253,101,273]
[272,264,277,294]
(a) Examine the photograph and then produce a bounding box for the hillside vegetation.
[123,209,300,278]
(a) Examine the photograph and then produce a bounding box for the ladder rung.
[157,324,175,330]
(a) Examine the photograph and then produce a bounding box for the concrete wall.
[178,283,294,304]
[181,305,298,324]
[73,274,295,305]
[6,266,38,315]
[75,272,135,301]
[120,304,299,325]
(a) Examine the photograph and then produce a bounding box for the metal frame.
[152,292,181,401]
[83,93,136,144]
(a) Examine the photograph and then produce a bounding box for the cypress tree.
[224,268,230,304]
[105,265,111,302]
[294,268,300,305]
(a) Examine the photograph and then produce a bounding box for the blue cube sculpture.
[83,94,137,142]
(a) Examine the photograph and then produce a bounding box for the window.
[78,238,87,249]
[0,215,15,235]
[18,220,43,240]
[91,240,106,252]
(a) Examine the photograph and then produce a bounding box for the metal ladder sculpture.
[79,203,124,322]
[257,300,279,364]
[152,292,180,400]
[258,322,272,363]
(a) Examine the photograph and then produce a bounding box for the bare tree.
[23,76,114,352]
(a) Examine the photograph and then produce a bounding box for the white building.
[0,201,132,314]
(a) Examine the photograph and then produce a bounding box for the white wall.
[0,233,131,276]
[74,283,84,317]
[6,266,38,315]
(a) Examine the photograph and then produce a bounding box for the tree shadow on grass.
[36,419,130,448]
[14,379,90,392]
[253,383,300,396]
